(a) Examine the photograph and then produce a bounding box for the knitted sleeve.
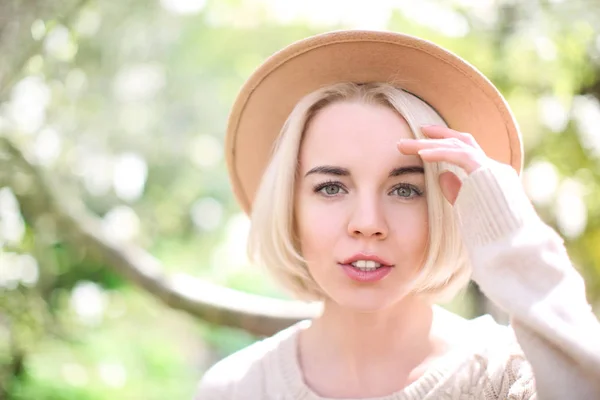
[194,360,234,400]
[454,162,600,399]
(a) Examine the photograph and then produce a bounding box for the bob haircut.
[248,82,471,303]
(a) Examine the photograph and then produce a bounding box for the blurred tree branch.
[0,0,91,101]
[581,77,600,101]
[0,136,319,337]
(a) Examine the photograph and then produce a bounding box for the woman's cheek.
[298,201,345,256]
[391,204,429,255]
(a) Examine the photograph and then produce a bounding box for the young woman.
[196,31,600,399]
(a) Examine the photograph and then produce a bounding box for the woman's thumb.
[438,170,462,205]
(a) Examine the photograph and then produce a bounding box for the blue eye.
[322,185,341,195]
[314,181,347,196]
[391,184,422,198]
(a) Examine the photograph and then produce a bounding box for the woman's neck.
[298,296,447,398]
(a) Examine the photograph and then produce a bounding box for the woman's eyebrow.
[304,165,349,177]
[388,166,424,177]
[304,165,424,178]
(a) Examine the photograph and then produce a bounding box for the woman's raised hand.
[397,125,492,205]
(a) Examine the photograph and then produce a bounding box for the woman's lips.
[339,263,393,282]
[340,253,393,267]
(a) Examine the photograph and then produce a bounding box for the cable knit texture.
[195,162,600,400]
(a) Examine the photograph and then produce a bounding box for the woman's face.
[295,101,429,311]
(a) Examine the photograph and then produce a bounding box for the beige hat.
[225,30,523,214]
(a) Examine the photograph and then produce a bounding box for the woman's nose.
[347,196,389,240]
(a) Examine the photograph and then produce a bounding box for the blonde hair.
[248,82,470,303]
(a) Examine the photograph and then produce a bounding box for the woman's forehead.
[299,101,420,168]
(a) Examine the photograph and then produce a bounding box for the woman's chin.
[326,288,410,313]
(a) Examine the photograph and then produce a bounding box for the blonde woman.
[196,31,600,399]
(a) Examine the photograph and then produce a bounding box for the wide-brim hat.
[225,30,523,214]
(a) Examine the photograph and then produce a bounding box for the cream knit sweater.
[195,163,600,399]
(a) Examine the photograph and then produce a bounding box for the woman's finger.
[397,137,468,155]
[416,147,484,174]
[420,125,482,150]
[397,135,489,173]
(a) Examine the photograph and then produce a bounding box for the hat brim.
[226,30,523,214]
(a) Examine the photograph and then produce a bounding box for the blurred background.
[1,0,600,399]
